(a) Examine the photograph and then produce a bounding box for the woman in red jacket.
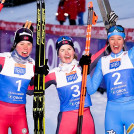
[56,0,67,25]
[0,0,5,11]
[77,0,86,25]
[64,0,78,25]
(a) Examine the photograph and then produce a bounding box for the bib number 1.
[16,80,22,91]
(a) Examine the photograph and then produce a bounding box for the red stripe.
[0,4,3,12]
[91,45,107,63]
[0,57,5,68]
[45,72,56,83]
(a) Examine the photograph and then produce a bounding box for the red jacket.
[57,2,66,22]
[77,0,86,13]
[64,0,78,20]
[0,3,3,12]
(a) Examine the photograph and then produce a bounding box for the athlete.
[0,22,34,134]
[84,25,134,134]
[45,36,95,134]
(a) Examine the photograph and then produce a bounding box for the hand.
[36,59,49,75]
[44,59,49,75]
[108,11,118,24]
[79,54,92,74]
[79,54,92,66]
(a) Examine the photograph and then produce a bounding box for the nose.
[23,43,28,49]
[113,39,118,44]
[65,49,69,54]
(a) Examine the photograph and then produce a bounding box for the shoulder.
[101,54,111,59]
[97,55,111,69]
[101,54,111,63]
[49,67,60,73]
[28,57,35,65]
[0,52,11,58]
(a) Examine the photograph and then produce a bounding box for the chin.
[114,51,121,54]
[66,61,71,64]
[64,60,71,64]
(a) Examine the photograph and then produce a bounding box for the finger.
[45,59,48,65]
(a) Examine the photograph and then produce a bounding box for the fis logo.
[66,71,78,82]
[107,129,116,134]
[110,58,121,69]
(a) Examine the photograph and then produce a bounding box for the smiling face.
[109,35,124,54]
[58,44,75,64]
[15,41,32,57]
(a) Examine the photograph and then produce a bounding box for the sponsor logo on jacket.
[66,71,78,82]
[110,58,121,69]
[14,63,26,75]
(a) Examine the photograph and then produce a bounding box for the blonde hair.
[74,53,78,60]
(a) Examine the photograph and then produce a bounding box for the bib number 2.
[112,72,122,85]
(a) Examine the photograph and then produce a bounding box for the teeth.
[114,46,118,48]
[23,52,28,54]
[65,56,70,58]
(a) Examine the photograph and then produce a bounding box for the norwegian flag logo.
[62,40,69,44]
[24,36,29,40]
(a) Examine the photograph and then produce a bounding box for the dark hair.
[105,39,126,55]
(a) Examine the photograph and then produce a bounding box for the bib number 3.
[71,85,80,97]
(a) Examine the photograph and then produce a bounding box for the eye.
[68,47,72,50]
[60,49,64,52]
[20,43,24,45]
[28,43,32,46]
[110,38,114,41]
[118,38,122,40]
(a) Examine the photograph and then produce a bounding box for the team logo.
[14,63,26,75]
[110,58,121,69]
[62,40,69,44]
[23,36,29,40]
[66,71,78,82]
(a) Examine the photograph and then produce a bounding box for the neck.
[14,50,29,60]
[11,50,31,64]
[111,50,123,58]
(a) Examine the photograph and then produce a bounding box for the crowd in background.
[56,0,86,25]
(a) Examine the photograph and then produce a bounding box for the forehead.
[59,44,73,49]
[109,35,124,39]
[17,41,32,44]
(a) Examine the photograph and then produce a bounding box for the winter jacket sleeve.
[128,46,134,66]
[86,58,103,95]
[27,77,34,95]
[45,72,57,89]
[0,57,5,72]
[0,3,3,12]
[77,0,86,13]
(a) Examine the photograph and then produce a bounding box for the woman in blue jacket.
[84,25,134,134]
